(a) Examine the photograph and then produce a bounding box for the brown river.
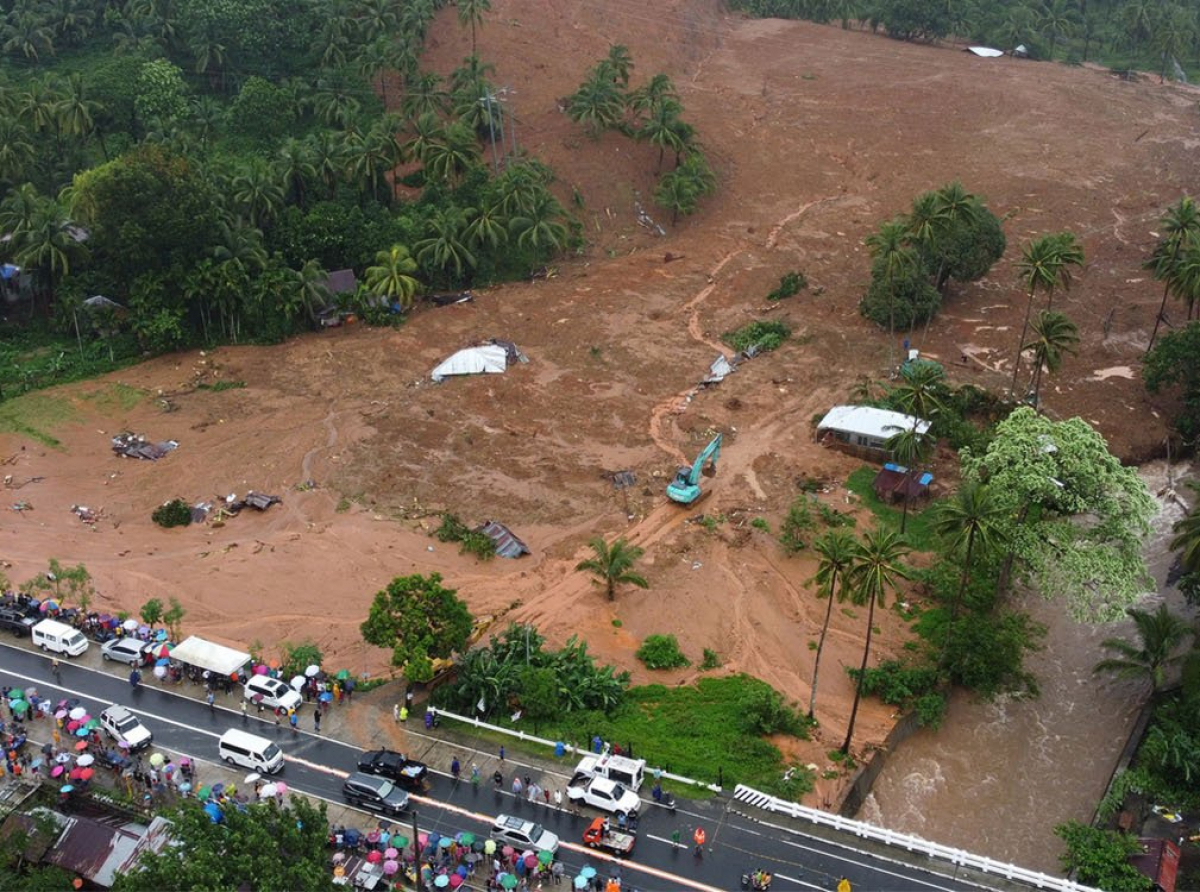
[860,460,1192,874]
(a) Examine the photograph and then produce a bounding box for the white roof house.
[817,405,930,451]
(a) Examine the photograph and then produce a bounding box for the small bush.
[460,530,497,561]
[750,517,770,533]
[636,634,691,670]
[435,512,471,542]
[152,499,191,528]
[779,495,814,555]
[722,320,791,353]
[743,686,807,736]
[817,502,855,529]
[196,380,246,392]
[700,648,722,670]
[766,271,807,302]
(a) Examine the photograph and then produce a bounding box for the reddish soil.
[4,2,1199,806]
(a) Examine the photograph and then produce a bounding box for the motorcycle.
[741,870,773,891]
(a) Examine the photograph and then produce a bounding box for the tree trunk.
[606,579,615,601]
[807,570,839,719]
[997,502,1031,597]
[900,473,911,534]
[1008,287,1037,400]
[939,528,975,676]
[841,591,876,755]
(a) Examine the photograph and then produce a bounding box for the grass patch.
[0,393,79,447]
[722,320,791,353]
[845,465,942,551]
[81,382,144,411]
[196,380,247,392]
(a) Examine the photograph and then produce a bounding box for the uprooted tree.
[360,573,473,678]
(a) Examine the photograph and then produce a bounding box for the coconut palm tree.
[457,0,491,54]
[230,161,285,229]
[286,258,332,326]
[865,218,919,367]
[1169,483,1200,574]
[401,72,449,121]
[509,191,569,253]
[0,120,36,186]
[463,199,509,252]
[842,527,911,754]
[1038,0,1079,60]
[1009,232,1084,400]
[1145,196,1200,353]
[307,130,346,199]
[605,44,635,88]
[1093,603,1193,691]
[364,244,421,311]
[422,121,480,185]
[575,537,649,601]
[889,359,945,421]
[636,99,691,173]
[416,212,476,281]
[808,530,859,719]
[1023,310,1079,408]
[276,139,316,208]
[884,424,933,534]
[931,481,1005,671]
[566,73,626,137]
[2,12,56,62]
[1166,234,1200,322]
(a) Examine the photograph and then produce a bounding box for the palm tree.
[0,120,36,186]
[889,359,945,420]
[12,195,81,302]
[307,130,345,199]
[1145,196,1200,352]
[567,73,626,137]
[1038,0,1079,60]
[865,218,918,367]
[1169,483,1200,574]
[421,122,480,185]
[2,13,56,62]
[1169,236,1200,321]
[1093,603,1193,691]
[463,199,509,252]
[1023,310,1079,408]
[364,244,421,311]
[313,79,361,128]
[457,0,491,54]
[884,424,933,534]
[286,259,332,325]
[402,111,445,166]
[56,73,100,148]
[230,162,285,228]
[416,212,476,281]
[575,537,649,601]
[842,527,911,754]
[401,73,449,121]
[636,99,691,173]
[628,73,678,119]
[1009,232,1084,400]
[808,530,859,719]
[509,191,569,253]
[930,482,1004,671]
[604,44,634,88]
[276,139,316,207]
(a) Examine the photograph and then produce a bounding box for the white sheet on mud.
[431,345,509,382]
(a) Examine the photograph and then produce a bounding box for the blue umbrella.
[573,877,587,890]
[156,658,170,667]
[580,867,596,880]
[155,629,168,641]
[75,728,89,737]
[204,801,224,823]
[60,784,74,793]
[319,692,333,702]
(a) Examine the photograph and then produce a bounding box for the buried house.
[816,405,930,459]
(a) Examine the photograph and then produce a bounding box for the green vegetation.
[19,558,96,611]
[151,498,192,528]
[750,516,771,533]
[115,797,333,892]
[0,391,78,446]
[1053,821,1153,892]
[859,183,1006,332]
[435,512,497,561]
[195,380,246,392]
[851,660,944,727]
[846,466,940,551]
[139,597,163,627]
[1144,320,1200,441]
[778,494,815,554]
[723,320,791,353]
[700,648,722,670]
[576,536,648,601]
[279,639,324,680]
[636,634,691,669]
[0,0,576,391]
[766,271,807,301]
[360,572,474,678]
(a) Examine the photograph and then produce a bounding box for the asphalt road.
[0,641,983,892]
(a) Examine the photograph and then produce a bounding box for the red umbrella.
[74,741,88,752]
[69,767,83,780]
[366,851,382,864]
[158,645,170,658]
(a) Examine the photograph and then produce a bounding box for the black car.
[0,608,36,637]
[357,749,429,790]
[342,772,410,816]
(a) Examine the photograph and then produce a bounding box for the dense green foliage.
[724,0,1200,80]
[859,183,1006,330]
[766,271,807,301]
[636,633,691,669]
[151,497,191,527]
[434,512,497,560]
[435,623,630,716]
[115,797,336,892]
[1143,321,1200,441]
[723,319,791,353]
[1053,821,1153,892]
[360,572,474,673]
[0,0,574,368]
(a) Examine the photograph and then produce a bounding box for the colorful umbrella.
[449,876,463,889]
[8,689,24,700]
[156,658,170,667]
[66,720,80,732]
[268,659,281,669]
[523,854,538,869]
[304,664,321,677]
[10,700,28,714]
[79,768,93,781]
[259,783,278,798]
[382,860,400,876]
[483,840,496,855]
[538,850,554,866]
[54,709,67,720]
[502,846,514,858]
[366,851,382,864]
[55,753,72,763]
[290,675,306,690]
[75,728,90,738]
[245,772,261,784]
[393,836,409,849]
[117,740,131,749]
[580,867,597,879]
[179,782,192,793]
[60,784,74,793]
[76,754,94,767]
[158,644,171,657]
[275,781,287,794]
[156,629,168,641]
[457,832,476,846]
[84,719,100,730]
[149,753,165,768]
[69,707,87,721]
[153,666,167,679]
[123,619,138,631]
[29,758,43,770]
[435,876,450,889]
[335,669,351,680]
[384,847,398,860]
[197,786,212,800]
[574,877,588,890]
[500,874,518,890]
[318,692,333,702]
[212,783,225,796]
[50,765,64,778]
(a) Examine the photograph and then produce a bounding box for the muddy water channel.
[861,461,1193,873]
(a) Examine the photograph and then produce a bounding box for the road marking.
[772,872,823,890]
[645,833,687,849]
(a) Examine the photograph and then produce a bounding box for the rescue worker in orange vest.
[693,826,706,858]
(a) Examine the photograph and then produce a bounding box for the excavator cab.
[666,433,722,505]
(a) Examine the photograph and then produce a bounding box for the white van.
[32,619,89,657]
[218,729,284,775]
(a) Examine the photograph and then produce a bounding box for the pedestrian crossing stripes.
[733,784,778,811]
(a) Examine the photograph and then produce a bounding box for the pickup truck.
[582,817,635,857]
[567,776,640,816]
[356,749,430,791]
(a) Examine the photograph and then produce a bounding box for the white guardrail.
[732,784,1100,892]
[430,707,722,792]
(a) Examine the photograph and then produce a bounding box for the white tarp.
[703,354,735,385]
[431,345,509,382]
[966,46,1005,58]
[169,635,251,677]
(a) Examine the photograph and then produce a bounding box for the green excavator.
[666,433,722,505]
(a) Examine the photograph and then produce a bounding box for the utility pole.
[482,90,500,173]
[412,810,422,887]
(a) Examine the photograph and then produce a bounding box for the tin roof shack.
[1131,838,1180,892]
[817,406,930,461]
[1,809,172,889]
[872,463,934,505]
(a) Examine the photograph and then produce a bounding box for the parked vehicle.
[572,752,646,792]
[218,729,284,774]
[99,705,153,751]
[356,749,429,790]
[101,637,153,666]
[243,675,302,715]
[0,608,37,637]
[342,772,410,817]
[567,776,640,817]
[582,817,635,857]
[491,815,560,854]
[31,619,88,657]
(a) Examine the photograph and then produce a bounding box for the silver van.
[31,619,89,657]
[218,729,284,774]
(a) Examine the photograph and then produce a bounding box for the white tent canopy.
[169,635,251,677]
[431,344,509,382]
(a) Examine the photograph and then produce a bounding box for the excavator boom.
[666,433,722,505]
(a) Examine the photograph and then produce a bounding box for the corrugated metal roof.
[477,521,530,559]
[817,405,930,440]
[26,810,171,889]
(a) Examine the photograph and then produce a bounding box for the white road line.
[772,872,823,890]
[644,833,687,849]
